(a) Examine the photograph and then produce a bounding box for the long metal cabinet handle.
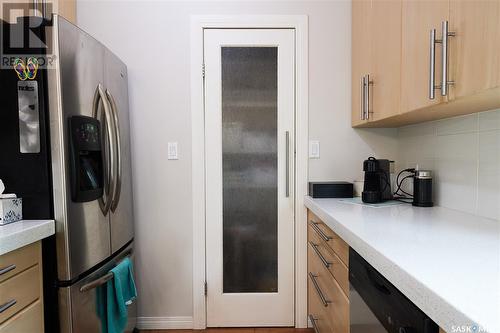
[309,242,331,268]
[106,91,122,212]
[308,272,330,307]
[0,299,17,314]
[429,28,438,99]
[364,75,369,119]
[310,221,333,242]
[360,76,366,120]
[308,315,320,333]
[32,0,47,18]
[441,20,455,96]
[0,264,16,276]
[93,84,116,216]
[364,75,373,120]
[285,131,290,198]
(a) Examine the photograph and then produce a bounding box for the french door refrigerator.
[0,15,136,332]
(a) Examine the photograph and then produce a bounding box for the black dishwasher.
[349,248,439,333]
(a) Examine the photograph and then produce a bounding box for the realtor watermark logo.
[451,324,487,333]
[1,2,56,70]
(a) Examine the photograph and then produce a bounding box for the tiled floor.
[142,329,313,333]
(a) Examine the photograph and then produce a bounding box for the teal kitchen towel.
[106,257,137,333]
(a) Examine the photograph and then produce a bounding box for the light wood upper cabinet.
[370,0,402,121]
[449,0,500,99]
[352,0,500,127]
[0,0,76,24]
[351,0,371,127]
[401,0,449,113]
[351,0,402,126]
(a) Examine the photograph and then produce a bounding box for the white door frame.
[190,15,309,329]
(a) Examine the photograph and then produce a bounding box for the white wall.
[77,0,399,323]
[398,109,500,221]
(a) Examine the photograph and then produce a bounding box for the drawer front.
[0,300,43,333]
[308,213,349,266]
[308,278,334,333]
[308,226,349,296]
[309,245,349,333]
[0,265,41,323]
[0,242,40,283]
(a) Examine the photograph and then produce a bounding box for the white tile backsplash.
[435,133,478,214]
[436,113,478,136]
[477,130,500,220]
[397,109,500,220]
[479,109,500,131]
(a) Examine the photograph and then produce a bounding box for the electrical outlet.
[168,142,178,160]
[309,140,320,159]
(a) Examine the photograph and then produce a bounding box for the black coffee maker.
[362,157,393,203]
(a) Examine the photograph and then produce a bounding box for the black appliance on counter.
[309,181,353,198]
[349,248,439,333]
[413,170,434,207]
[362,157,392,203]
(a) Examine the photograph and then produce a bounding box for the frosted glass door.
[222,47,278,293]
[205,29,295,327]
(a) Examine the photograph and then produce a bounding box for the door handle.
[429,28,438,99]
[310,221,333,242]
[366,267,391,295]
[80,249,133,292]
[360,76,366,120]
[285,131,290,198]
[308,272,331,307]
[92,84,116,216]
[0,264,16,276]
[429,21,455,99]
[79,272,113,292]
[308,315,320,333]
[0,299,16,313]
[441,20,455,96]
[32,0,46,18]
[364,75,373,120]
[309,242,332,268]
[106,90,122,213]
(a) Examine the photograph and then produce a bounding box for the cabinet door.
[401,0,449,113]
[449,0,500,99]
[0,0,75,23]
[370,0,402,121]
[352,0,371,126]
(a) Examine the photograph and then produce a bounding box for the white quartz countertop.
[304,197,500,333]
[0,220,55,256]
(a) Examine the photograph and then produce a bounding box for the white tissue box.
[0,198,23,225]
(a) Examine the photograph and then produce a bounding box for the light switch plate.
[168,142,178,160]
[309,140,320,159]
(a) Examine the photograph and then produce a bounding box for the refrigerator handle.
[92,84,116,216]
[79,248,133,293]
[106,90,122,213]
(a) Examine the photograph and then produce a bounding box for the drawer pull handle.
[0,299,17,314]
[310,221,333,242]
[308,272,330,307]
[0,264,16,276]
[309,242,331,268]
[308,315,320,333]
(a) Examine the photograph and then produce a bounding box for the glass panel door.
[222,47,278,293]
[205,29,295,327]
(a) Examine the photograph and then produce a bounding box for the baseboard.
[137,316,194,330]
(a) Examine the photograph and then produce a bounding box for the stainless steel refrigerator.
[0,15,136,332]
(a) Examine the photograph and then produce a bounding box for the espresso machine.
[361,157,392,203]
